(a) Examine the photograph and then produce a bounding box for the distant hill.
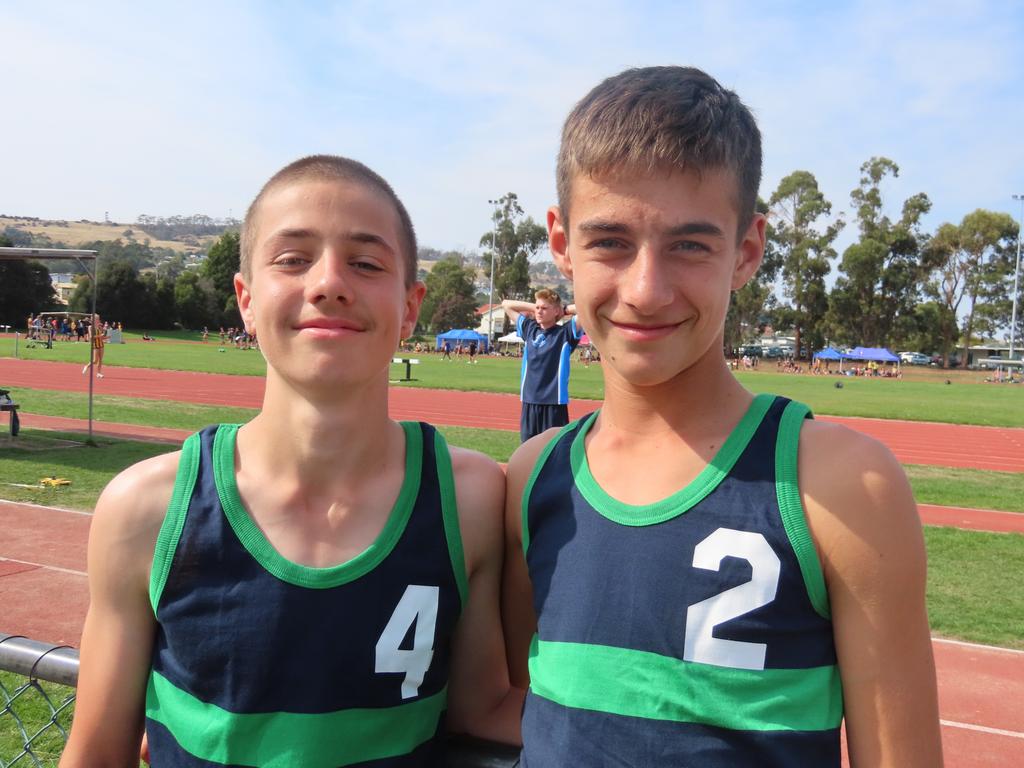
[0,216,225,254]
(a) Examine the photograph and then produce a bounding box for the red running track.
[2,358,1024,472]
[1,499,1021,766]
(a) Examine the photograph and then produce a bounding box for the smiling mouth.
[295,319,366,333]
[611,320,683,339]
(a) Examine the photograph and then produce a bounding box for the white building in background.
[49,273,77,305]
[475,304,509,340]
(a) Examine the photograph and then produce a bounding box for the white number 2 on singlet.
[683,528,781,670]
[375,585,439,699]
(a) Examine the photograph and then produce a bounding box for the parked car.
[899,352,931,366]
[739,344,763,357]
[763,346,786,359]
[930,354,961,368]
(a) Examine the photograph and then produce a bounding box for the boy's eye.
[674,240,711,253]
[353,259,384,272]
[273,253,309,267]
[587,238,628,252]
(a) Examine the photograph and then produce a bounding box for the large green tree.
[924,210,1018,365]
[480,193,547,301]
[70,259,151,326]
[174,270,221,331]
[826,158,932,348]
[202,231,242,326]
[0,234,58,326]
[419,257,478,333]
[725,199,780,352]
[768,171,842,356]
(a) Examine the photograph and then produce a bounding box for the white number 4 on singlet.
[683,528,781,670]
[375,585,439,699]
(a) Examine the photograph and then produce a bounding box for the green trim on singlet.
[150,432,201,614]
[528,637,842,732]
[145,670,447,767]
[521,419,583,554]
[212,422,422,588]
[775,400,832,620]
[434,429,468,610]
[569,394,775,527]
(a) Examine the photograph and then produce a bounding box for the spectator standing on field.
[502,289,584,442]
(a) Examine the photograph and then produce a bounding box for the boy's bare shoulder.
[507,427,562,482]
[447,445,505,572]
[91,450,180,535]
[448,445,505,519]
[796,419,920,567]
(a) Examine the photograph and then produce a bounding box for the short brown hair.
[556,66,762,240]
[534,288,562,305]
[240,155,418,285]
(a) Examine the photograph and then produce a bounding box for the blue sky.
[2,0,1022,257]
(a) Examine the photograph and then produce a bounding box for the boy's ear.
[401,281,427,340]
[731,213,767,291]
[548,206,573,280]
[234,273,256,334]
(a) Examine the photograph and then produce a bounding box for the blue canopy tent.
[842,347,900,363]
[813,347,844,361]
[435,328,489,353]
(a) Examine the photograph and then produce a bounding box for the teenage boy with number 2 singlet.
[62,155,521,767]
[502,67,942,767]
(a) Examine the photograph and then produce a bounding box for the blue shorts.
[520,403,569,443]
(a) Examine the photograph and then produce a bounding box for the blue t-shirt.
[516,315,582,405]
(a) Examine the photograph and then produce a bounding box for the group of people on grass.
[60,67,942,768]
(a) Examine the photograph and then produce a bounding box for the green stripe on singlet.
[528,637,842,732]
[145,670,447,767]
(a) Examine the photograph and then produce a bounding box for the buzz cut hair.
[240,154,418,286]
[556,66,762,241]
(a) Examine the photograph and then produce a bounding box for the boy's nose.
[621,246,673,315]
[307,252,354,303]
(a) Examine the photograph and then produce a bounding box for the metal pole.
[87,256,98,442]
[487,199,499,347]
[1011,194,1023,361]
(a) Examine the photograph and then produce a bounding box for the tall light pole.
[487,198,500,345]
[1012,194,1024,360]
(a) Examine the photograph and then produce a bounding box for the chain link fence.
[0,632,518,767]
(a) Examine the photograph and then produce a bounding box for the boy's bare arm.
[501,300,534,326]
[60,454,177,768]
[800,422,943,768]
[500,436,549,689]
[445,447,523,745]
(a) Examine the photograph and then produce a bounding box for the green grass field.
[926,527,1024,649]
[0,671,74,767]
[4,337,1023,426]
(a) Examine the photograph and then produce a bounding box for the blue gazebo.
[435,328,489,353]
[813,347,844,361]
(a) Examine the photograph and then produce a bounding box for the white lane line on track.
[941,720,1024,740]
[0,557,86,578]
[933,636,1024,655]
[0,500,92,517]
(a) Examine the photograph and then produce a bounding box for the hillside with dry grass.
[0,216,219,253]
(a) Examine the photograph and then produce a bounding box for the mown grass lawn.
[4,337,1023,426]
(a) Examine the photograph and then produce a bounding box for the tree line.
[0,231,242,332]
[2,163,1019,358]
[727,157,1018,364]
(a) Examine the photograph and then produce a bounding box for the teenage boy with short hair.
[62,155,519,767]
[502,289,584,442]
[502,67,942,767]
